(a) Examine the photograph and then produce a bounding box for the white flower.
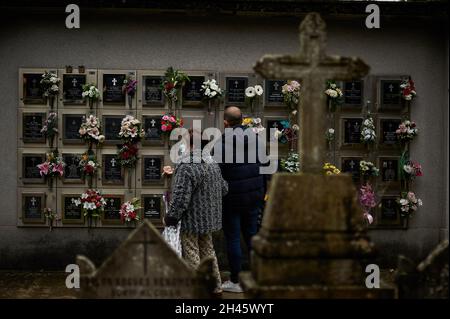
[403,165,413,174]
[418,199,423,206]
[254,85,264,96]
[399,199,409,206]
[245,86,256,98]
[292,110,297,116]
[274,129,283,140]
[210,91,217,97]
[82,91,88,98]
[292,124,300,131]
[328,128,335,134]
[330,83,337,89]
[253,118,261,125]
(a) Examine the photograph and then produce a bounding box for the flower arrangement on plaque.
[400,77,417,101]
[79,114,105,149]
[244,84,263,114]
[242,117,265,134]
[119,197,142,226]
[324,80,344,112]
[72,189,107,228]
[122,76,137,108]
[201,79,223,113]
[359,183,377,225]
[360,112,377,145]
[395,119,418,143]
[359,160,379,183]
[78,150,100,188]
[161,67,189,113]
[37,150,66,189]
[323,162,341,175]
[40,71,60,109]
[41,112,58,148]
[280,152,300,173]
[273,120,299,150]
[160,113,184,144]
[43,207,59,231]
[281,80,301,110]
[397,191,423,217]
[325,128,335,147]
[81,83,101,109]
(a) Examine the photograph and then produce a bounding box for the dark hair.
[224,106,242,127]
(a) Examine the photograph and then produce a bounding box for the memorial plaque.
[103,115,123,143]
[265,79,286,106]
[343,118,362,144]
[380,119,401,144]
[380,197,399,221]
[183,76,205,104]
[22,113,45,143]
[22,73,44,104]
[103,74,126,104]
[343,80,363,107]
[22,194,45,223]
[226,77,247,104]
[102,195,123,224]
[22,154,45,183]
[62,154,83,183]
[63,114,84,143]
[102,154,124,185]
[142,156,163,185]
[380,158,399,182]
[142,195,163,222]
[62,195,83,223]
[266,119,287,142]
[341,158,361,183]
[142,116,163,145]
[143,76,164,106]
[380,80,402,109]
[63,74,86,104]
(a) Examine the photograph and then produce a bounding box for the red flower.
[166,123,173,131]
[164,83,174,91]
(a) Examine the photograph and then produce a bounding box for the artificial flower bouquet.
[72,189,107,226]
[201,79,223,100]
[323,163,341,175]
[402,160,423,180]
[396,120,418,142]
[119,115,145,144]
[400,77,417,101]
[280,152,300,173]
[397,191,423,217]
[281,80,301,110]
[324,80,343,111]
[245,85,264,110]
[325,128,335,142]
[359,161,379,178]
[161,67,189,103]
[37,150,66,179]
[273,120,299,145]
[40,71,61,97]
[360,113,376,144]
[161,113,183,134]
[242,117,265,134]
[41,112,58,146]
[117,143,139,168]
[79,114,105,147]
[82,83,101,108]
[78,151,100,187]
[122,76,138,97]
[44,207,59,231]
[359,183,377,225]
[119,197,141,224]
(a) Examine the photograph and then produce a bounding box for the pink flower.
[37,162,50,176]
[161,124,168,132]
[52,163,64,177]
[364,213,374,224]
[162,115,169,121]
[169,116,176,123]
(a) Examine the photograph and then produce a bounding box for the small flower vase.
[47,177,53,191]
[127,93,133,109]
[127,167,132,189]
[88,98,94,110]
[49,136,54,148]
[87,174,93,188]
[78,65,85,73]
[48,95,55,110]
[48,218,54,232]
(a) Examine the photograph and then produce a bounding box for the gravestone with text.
[77,220,215,298]
[240,12,395,298]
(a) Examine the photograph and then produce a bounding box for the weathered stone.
[76,220,215,299]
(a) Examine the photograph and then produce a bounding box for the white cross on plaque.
[112,78,117,86]
[349,160,356,170]
[150,159,155,166]
[150,119,156,127]
[149,199,155,207]
[273,82,279,90]
[30,197,37,206]
[234,80,239,88]
[111,158,116,167]
[72,78,78,87]
[254,13,369,173]
[389,84,394,92]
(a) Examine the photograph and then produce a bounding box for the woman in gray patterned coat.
[164,129,228,293]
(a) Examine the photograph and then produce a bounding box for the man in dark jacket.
[219,106,266,293]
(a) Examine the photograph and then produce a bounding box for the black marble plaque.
[143,116,163,144]
[183,76,205,103]
[23,195,43,221]
[343,119,362,144]
[343,80,363,106]
[342,158,361,183]
[142,156,163,184]
[380,80,401,108]
[22,113,45,143]
[265,80,286,105]
[22,154,45,182]
[23,73,44,104]
[266,119,286,142]
[143,76,164,106]
[103,196,122,221]
[380,198,398,220]
[381,159,398,182]
[103,74,126,104]
[62,154,83,182]
[63,114,84,142]
[102,154,123,184]
[226,77,248,104]
[103,116,122,142]
[63,74,86,104]
[63,196,82,221]
[381,119,401,144]
[143,196,161,219]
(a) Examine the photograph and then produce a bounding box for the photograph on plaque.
[63,74,86,104]
[265,79,286,106]
[22,193,45,224]
[379,79,402,109]
[63,114,84,143]
[22,73,45,104]
[343,118,363,144]
[22,154,45,183]
[142,76,164,106]
[142,155,163,185]
[142,194,163,224]
[102,154,124,185]
[380,158,399,182]
[103,115,123,144]
[102,195,124,224]
[142,116,163,145]
[379,197,401,225]
[380,119,401,145]
[341,158,361,183]
[225,76,248,105]
[62,153,83,183]
[62,195,83,224]
[183,75,205,105]
[103,74,126,104]
[343,80,363,107]
[22,113,46,143]
[266,119,287,142]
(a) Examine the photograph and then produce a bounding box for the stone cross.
[254,12,369,173]
[129,227,157,275]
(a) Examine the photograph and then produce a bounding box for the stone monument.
[76,220,216,298]
[240,12,395,298]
